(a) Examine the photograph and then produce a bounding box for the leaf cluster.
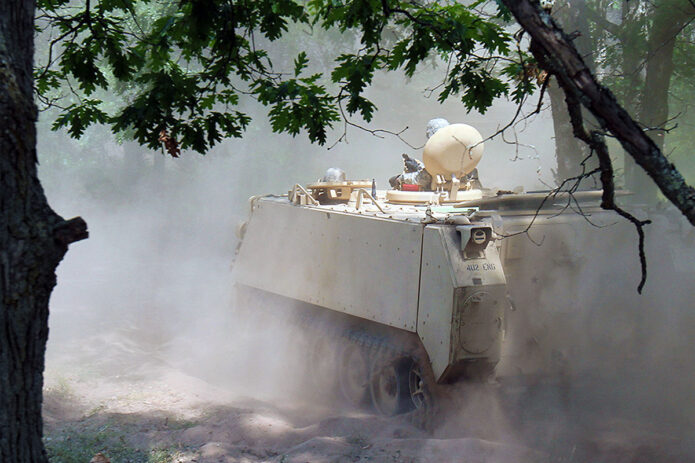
[36,0,539,154]
[311,0,535,117]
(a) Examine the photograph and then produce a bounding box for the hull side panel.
[233,200,424,331]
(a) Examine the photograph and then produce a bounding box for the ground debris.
[89,452,111,463]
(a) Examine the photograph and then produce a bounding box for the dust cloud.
[38,54,695,462]
[473,210,695,461]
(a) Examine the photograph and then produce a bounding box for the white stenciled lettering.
[482,263,496,271]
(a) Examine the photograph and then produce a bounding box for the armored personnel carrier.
[232,123,618,424]
[232,124,511,421]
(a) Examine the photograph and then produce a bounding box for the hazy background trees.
[547,0,695,199]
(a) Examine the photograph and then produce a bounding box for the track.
[236,285,441,429]
[300,313,440,430]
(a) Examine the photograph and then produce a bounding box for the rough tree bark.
[502,0,695,226]
[0,1,87,462]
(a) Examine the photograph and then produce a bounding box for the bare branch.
[563,87,652,293]
[501,0,695,227]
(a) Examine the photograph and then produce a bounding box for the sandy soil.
[43,338,545,463]
[43,365,542,463]
[42,326,692,463]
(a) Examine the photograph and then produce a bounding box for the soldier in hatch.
[389,118,482,190]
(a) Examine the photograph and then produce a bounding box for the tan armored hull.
[232,195,507,383]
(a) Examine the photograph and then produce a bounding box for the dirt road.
[42,324,691,463]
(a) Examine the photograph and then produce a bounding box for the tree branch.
[563,90,651,293]
[53,217,89,247]
[501,0,695,227]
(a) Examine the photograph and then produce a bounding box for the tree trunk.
[549,0,595,185]
[549,77,592,183]
[628,0,693,202]
[0,2,87,462]
[640,1,690,151]
[620,0,647,195]
[618,0,643,116]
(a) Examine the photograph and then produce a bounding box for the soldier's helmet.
[426,118,450,139]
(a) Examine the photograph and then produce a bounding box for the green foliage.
[52,100,109,138]
[44,425,182,463]
[36,0,539,154]
[254,72,340,143]
[310,0,527,119]
[502,62,535,104]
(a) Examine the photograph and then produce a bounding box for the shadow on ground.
[43,365,694,463]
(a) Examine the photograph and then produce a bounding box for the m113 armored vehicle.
[231,122,613,424]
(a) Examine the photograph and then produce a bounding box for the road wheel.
[369,347,412,416]
[403,356,437,431]
[408,362,428,409]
